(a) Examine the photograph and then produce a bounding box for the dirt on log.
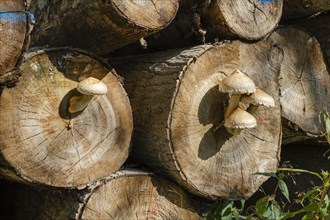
[282,0,330,19]
[28,0,179,55]
[0,48,132,188]
[110,41,283,199]
[267,26,330,144]
[0,169,200,219]
[0,0,33,87]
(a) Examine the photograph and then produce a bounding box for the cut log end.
[0,1,32,86]
[111,41,282,199]
[204,0,283,40]
[80,170,199,220]
[112,0,178,29]
[268,26,330,136]
[0,48,133,188]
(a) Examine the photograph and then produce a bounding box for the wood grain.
[110,41,282,199]
[0,48,132,187]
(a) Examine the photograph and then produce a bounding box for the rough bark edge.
[166,43,223,197]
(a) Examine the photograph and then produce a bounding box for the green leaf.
[302,202,318,212]
[254,172,277,177]
[246,215,253,220]
[267,203,281,219]
[278,179,290,202]
[255,196,269,218]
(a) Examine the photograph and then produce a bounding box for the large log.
[267,26,330,144]
[0,169,200,219]
[110,41,283,199]
[203,0,283,41]
[282,0,330,19]
[0,48,132,187]
[0,0,34,87]
[28,0,179,55]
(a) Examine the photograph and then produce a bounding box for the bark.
[0,48,132,188]
[110,41,283,199]
[267,26,330,144]
[0,169,199,220]
[0,0,33,87]
[282,0,330,19]
[28,0,179,55]
[202,0,283,41]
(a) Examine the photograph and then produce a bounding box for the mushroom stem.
[224,93,241,119]
[68,95,93,113]
[67,77,108,114]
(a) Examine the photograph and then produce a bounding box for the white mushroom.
[224,107,257,135]
[239,88,275,110]
[219,69,256,119]
[68,77,108,113]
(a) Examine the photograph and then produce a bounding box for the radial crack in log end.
[110,40,282,199]
[268,26,330,142]
[0,48,133,188]
[202,0,283,41]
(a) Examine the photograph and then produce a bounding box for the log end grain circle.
[216,0,283,40]
[169,42,281,199]
[113,42,282,199]
[112,0,179,29]
[268,27,330,135]
[0,48,133,187]
[80,170,199,220]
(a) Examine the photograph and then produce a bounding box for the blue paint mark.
[26,12,35,24]
[0,12,26,22]
[260,0,273,4]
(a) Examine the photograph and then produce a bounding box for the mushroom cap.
[224,107,257,129]
[240,88,275,108]
[77,77,108,95]
[219,69,256,94]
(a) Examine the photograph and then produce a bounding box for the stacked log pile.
[0,0,329,218]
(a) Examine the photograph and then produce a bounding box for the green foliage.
[208,168,330,220]
[208,111,330,220]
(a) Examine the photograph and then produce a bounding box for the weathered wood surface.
[203,0,283,41]
[28,0,179,55]
[0,0,33,87]
[286,12,330,66]
[0,169,199,219]
[0,48,132,187]
[267,26,330,144]
[282,0,330,19]
[110,41,283,199]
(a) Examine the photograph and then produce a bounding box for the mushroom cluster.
[219,70,275,135]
